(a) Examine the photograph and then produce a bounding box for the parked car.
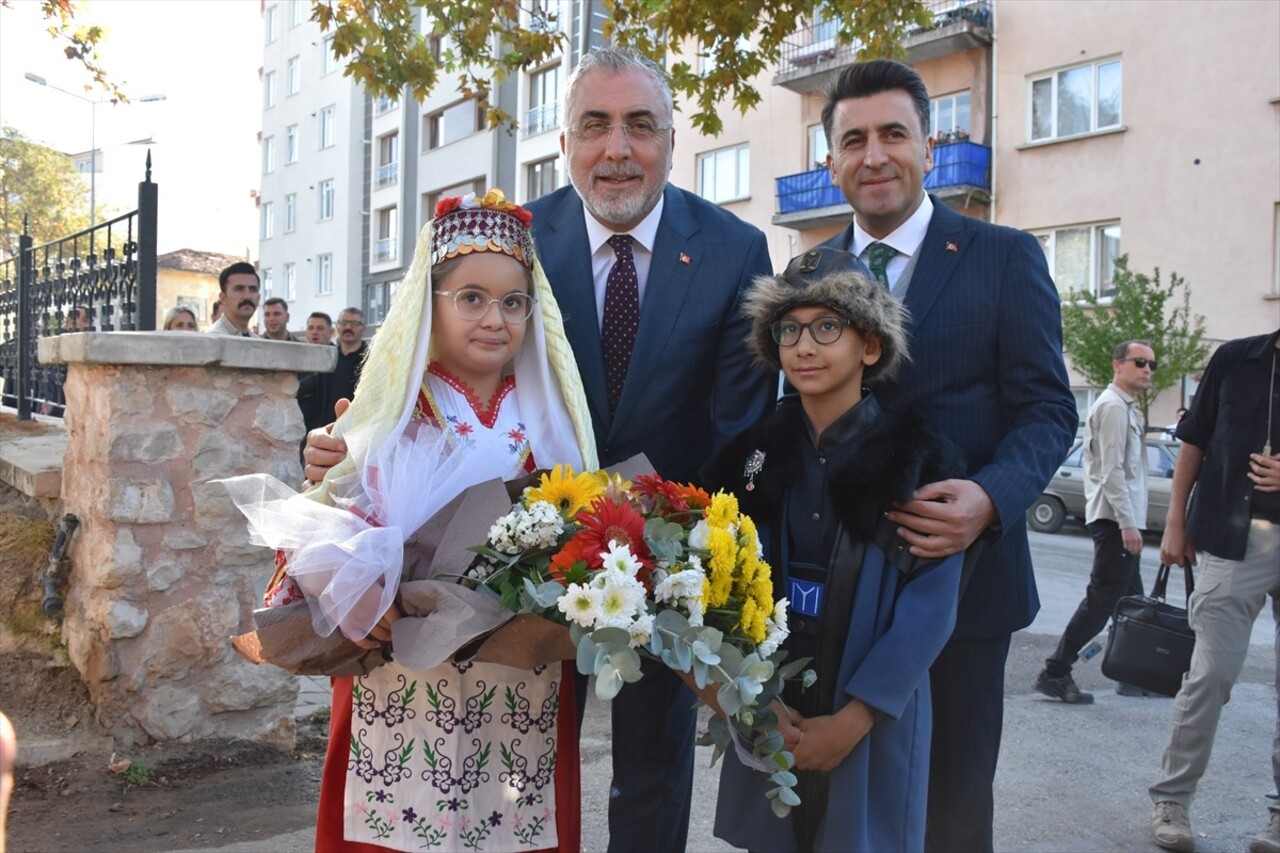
[1028,437,1181,534]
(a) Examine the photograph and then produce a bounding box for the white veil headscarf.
[223,191,596,643]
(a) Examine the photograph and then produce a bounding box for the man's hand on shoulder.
[303,398,350,483]
[888,479,997,559]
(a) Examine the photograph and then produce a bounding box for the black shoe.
[1034,671,1095,704]
[1116,682,1161,697]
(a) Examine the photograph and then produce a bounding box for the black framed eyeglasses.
[770,316,851,347]
[1122,357,1158,371]
[435,287,537,323]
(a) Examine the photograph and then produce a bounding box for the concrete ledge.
[39,332,338,373]
[0,425,68,499]
[13,733,116,768]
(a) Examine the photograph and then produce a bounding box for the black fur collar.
[700,397,966,542]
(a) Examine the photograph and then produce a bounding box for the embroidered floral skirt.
[316,661,580,853]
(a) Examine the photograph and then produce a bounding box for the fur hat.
[743,246,910,384]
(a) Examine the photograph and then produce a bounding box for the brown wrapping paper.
[231,455,652,676]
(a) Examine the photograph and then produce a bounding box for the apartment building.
[259,0,610,331]
[666,0,1280,423]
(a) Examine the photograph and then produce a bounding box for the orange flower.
[549,538,590,585]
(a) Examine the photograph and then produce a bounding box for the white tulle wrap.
[221,421,525,642]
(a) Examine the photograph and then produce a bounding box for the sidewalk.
[204,623,1274,853]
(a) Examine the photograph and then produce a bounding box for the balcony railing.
[375,95,398,116]
[375,161,399,188]
[373,237,398,264]
[776,0,992,92]
[523,102,561,138]
[773,140,991,228]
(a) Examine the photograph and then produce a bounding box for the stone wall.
[39,332,336,748]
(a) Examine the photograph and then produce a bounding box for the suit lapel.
[536,191,611,433]
[609,186,698,438]
[901,198,972,331]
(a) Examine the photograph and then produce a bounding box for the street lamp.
[23,73,166,228]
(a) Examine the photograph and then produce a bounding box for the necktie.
[866,242,895,288]
[601,234,639,411]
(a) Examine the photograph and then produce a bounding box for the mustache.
[592,164,644,181]
[239,300,255,308]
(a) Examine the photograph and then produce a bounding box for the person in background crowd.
[1149,328,1280,853]
[207,263,260,337]
[817,59,1077,851]
[163,306,199,331]
[260,297,300,341]
[304,311,334,345]
[1036,340,1156,704]
[210,300,222,327]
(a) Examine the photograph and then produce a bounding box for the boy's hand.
[791,699,874,772]
[889,479,996,559]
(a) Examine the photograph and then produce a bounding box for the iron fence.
[0,154,157,420]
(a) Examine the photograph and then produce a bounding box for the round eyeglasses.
[435,287,537,323]
[770,316,851,347]
[569,119,672,144]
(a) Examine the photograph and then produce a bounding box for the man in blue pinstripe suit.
[817,60,1077,851]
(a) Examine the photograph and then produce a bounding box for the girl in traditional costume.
[228,190,595,852]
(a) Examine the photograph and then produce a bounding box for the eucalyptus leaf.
[716,681,743,717]
[770,770,798,788]
[778,787,801,807]
[590,626,632,647]
[595,664,624,700]
[575,636,597,676]
[770,795,791,819]
[777,657,813,681]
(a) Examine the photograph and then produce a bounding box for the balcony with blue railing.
[772,139,991,229]
[775,0,992,94]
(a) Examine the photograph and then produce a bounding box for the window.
[525,65,561,137]
[262,135,275,174]
[527,157,561,201]
[263,71,276,109]
[316,253,333,295]
[284,262,297,300]
[288,0,305,27]
[376,132,399,188]
[321,35,337,75]
[697,144,750,204]
[809,124,829,169]
[287,56,300,96]
[1030,59,1121,142]
[375,94,398,115]
[261,267,274,298]
[319,105,336,149]
[426,99,485,150]
[529,0,569,33]
[285,124,298,164]
[260,201,274,239]
[317,179,335,221]
[930,90,971,141]
[1035,222,1121,300]
[364,280,391,328]
[284,193,297,232]
[264,4,278,42]
[374,207,398,263]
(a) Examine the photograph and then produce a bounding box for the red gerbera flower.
[573,497,653,570]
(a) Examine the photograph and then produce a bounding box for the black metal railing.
[0,154,157,420]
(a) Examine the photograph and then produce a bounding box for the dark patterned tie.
[601,234,639,411]
[866,241,896,288]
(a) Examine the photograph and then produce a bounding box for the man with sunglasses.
[1037,339,1157,703]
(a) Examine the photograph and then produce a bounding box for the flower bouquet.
[462,464,812,817]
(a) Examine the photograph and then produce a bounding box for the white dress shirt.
[846,194,934,291]
[583,197,664,329]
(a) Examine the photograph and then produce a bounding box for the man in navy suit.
[817,60,1077,851]
[527,48,776,851]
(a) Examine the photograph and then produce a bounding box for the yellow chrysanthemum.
[739,597,768,644]
[523,464,604,517]
[707,527,737,608]
[706,491,739,530]
[733,548,757,598]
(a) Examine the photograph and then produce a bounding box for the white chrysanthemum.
[627,612,655,648]
[758,597,790,658]
[557,583,602,628]
[600,540,643,577]
[653,568,704,605]
[687,519,710,550]
[598,573,646,628]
